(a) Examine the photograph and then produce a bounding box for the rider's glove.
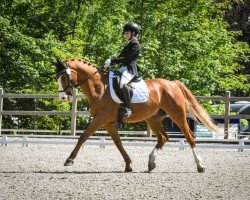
[104,58,111,68]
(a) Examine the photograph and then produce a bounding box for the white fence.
[0,88,250,138]
[1,135,250,152]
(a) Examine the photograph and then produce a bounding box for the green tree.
[0,0,249,132]
[130,0,249,95]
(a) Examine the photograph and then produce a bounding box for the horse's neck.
[81,71,106,103]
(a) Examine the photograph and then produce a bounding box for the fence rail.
[0,88,250,138]
[1,111,90,116]
[1,135,250,151]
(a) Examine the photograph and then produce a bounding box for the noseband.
[57,68,98,95]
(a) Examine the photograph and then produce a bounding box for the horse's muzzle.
[59,92,72,102]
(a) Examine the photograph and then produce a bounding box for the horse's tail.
[174,80,220,133]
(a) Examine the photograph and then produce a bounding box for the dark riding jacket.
[111,38,141,77]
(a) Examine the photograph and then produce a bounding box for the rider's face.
[124,31,132,41]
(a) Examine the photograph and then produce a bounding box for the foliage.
[0,0,249,132]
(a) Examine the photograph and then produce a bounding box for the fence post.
[238,139,244,152]
[22,135,29,147]
[0,88,3,136]
[147,125,152,137]
[71,89,78,136]
[1,135,8,146]
[224,91,230,139]
[179,139,185,150]
[100,137,105,148]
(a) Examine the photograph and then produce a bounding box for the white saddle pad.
[109,71,149,104]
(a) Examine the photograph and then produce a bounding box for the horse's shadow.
[33,170,148,174]
[1,170,196,174]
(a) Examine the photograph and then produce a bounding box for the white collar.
[128,37,136,44]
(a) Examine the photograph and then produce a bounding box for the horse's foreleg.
[64,117,105,166]
[104,123,132,172]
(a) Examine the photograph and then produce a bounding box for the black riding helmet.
[123,22,140,36]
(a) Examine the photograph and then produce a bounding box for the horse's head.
[53,60,75,102]
[53,59,100,102]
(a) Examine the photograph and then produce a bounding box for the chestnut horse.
[54,59,219,173]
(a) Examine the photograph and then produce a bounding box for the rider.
[104,22,141,117]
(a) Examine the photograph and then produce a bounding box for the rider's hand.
[104,58,111,68]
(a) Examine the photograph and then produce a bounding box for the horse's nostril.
[62,96,65,100]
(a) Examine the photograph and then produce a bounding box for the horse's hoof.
[125,166,133,172]
[197,167,205,173]
[148,162,156,172]
[64,159,74,166]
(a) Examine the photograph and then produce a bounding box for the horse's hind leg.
[146,117,169,172]
[104,123,132,172]
[179,122,205,173]
[162,103,205,173]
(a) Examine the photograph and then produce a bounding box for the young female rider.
[104,22,141,117]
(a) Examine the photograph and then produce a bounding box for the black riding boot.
[121,84,132,117]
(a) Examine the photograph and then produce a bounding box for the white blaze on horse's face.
[58,77,69,102]
[58,68,73,102]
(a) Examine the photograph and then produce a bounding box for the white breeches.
[118,66,134,89]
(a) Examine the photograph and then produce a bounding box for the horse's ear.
[52,59,63,68]
[52,61,57,67]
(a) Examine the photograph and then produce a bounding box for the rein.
[57,68,99,93]
[74,70,98,87]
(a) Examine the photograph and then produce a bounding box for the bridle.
[57,67,98,95]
